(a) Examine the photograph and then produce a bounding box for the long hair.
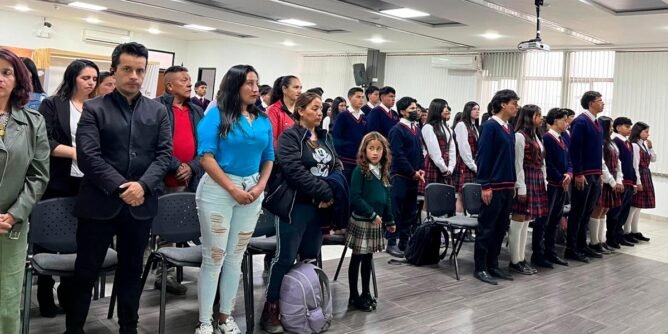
[461,101,480,133]
[270,75,298,105]
[598,116,614,164]
[55,59,99,100]
[357,131,392,186]
[0,48,31,108]
[426,98,449,139]
[515,104,541,138]
[331,96,346,125]
[629,121,649,144]
[217,64,263,138]
[451,111,462,130]
[21,57,45,94]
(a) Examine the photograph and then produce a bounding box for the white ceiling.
[5,0,668,53]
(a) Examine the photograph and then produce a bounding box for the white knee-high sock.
[519,221,529,262]
[588,218,600,245]
[630,207,641,233]
[598,218,606,244]
[623,209,634,234]
[509,220,524,264]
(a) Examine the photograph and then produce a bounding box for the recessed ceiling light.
[480,31,502,40]
[578,0,592,5]
[366,37,387,44]
[281,40,296,46]
[380,8,429,18]
[147,28,161,35]
[13,4,31,12]
[85,17,101,24]
[278,18,316,27]
[68,2,107,11]
[183,24,215,31]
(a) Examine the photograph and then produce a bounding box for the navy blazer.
[74,90,172,220]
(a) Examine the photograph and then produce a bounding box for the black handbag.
[262,166,296,222]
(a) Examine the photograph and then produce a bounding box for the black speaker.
[353,63,368,86]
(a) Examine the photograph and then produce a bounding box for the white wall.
[183,40,300,97]
[300,54,366,100]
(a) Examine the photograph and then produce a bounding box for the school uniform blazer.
[74,90,172,220]
[38,95,77,197]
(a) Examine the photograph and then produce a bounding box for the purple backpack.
[279,262,333,334]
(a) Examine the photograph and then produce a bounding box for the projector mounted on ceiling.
[518,0,550,51]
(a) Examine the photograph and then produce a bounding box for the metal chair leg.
[316,252,323,269]
[159,258,168,334]
[107,273,118,319]
[333,246,348,281]
[176,266,183,283]
[100,273,107,298]
[22,268,33,334]
[93,277,99,300]
[243,252,255,334]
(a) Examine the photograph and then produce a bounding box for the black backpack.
[404,221,449,266]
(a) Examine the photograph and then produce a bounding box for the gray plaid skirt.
[345,218,386,254]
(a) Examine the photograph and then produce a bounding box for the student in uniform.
[534,108,571,268]
[361,85,380,114]
[366,86,398,138]
[453,101,481,213]
[332,87,368,183]
[386,97,425,258]
[561,108,575,147]
[606,117,636,249]
[566,91,605,263]
[625,122,656,242]
[346,132,395,312]
[509,105,546,275]
[473,90,519,285]
[589,116,622,254]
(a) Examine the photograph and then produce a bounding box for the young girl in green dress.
[345,131,396,312]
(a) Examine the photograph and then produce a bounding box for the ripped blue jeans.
[196,173,263,322]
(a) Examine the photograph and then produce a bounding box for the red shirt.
[267,100,295,149]
[165,104,196,187]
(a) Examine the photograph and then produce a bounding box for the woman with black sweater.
[261,92,342,334]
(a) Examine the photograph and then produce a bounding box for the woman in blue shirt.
[21,57,47,110]
[195,65,274,334]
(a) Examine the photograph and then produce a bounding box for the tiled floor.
[28,219,668,334]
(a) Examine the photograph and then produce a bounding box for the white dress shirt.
[601,141,623,187]
[514,131,545,196]
[422,123,457,174]
[632,139,657,186]
[454,122,478,172]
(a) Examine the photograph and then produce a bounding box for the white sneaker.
[195,322,214,334]
[217,316,242,334]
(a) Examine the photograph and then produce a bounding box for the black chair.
[22,197,118,334]
[242,210,278,334]
[329,233,378,299]
[111,193,201,334]
[425,183,480,280]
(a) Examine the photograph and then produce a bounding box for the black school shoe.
[349,296,373,312]
[624,234,640,243]
[361,292,377,310]
[632,232,650,242]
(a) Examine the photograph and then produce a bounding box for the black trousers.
[567,175,601,251]
[606,185,635,243]
[388,176,418,249]
[535,185,566,258]
[266,203,323,303]
[342,162,356,185]
[65,207,152,334]
[474,189,513,272]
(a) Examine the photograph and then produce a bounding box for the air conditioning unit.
[431,55,481,71]
[82,28,133,46]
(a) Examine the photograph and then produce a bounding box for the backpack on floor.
[279,262,333,334]
[405,221,449,266]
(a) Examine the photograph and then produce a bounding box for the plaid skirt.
[453,160,476,193]
[512,167,548,217]
[345,218,386,254]
[632,167,655,208]
[598,184,622,209]
[419,158,452,194]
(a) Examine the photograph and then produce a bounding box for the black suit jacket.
[154,93,205,192]
[191,96,210,110]
[38,95,77,198]
[74,90,172,220]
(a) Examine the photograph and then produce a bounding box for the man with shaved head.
[153,65,205,294]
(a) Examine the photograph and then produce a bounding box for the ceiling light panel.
[68,1,107,11]
[380,8,429,18]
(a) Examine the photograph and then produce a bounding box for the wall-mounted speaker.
[353,63,368,86]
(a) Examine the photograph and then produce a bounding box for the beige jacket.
[0,106,50,228]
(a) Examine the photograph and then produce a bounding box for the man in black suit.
[191,80,210,110]
[65,42,172,334]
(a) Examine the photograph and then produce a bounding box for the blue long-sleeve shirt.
[569,113,602,177]
[197,106,274,176]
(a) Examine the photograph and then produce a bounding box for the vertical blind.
[614,51,667,174]
[481,51,615,115]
